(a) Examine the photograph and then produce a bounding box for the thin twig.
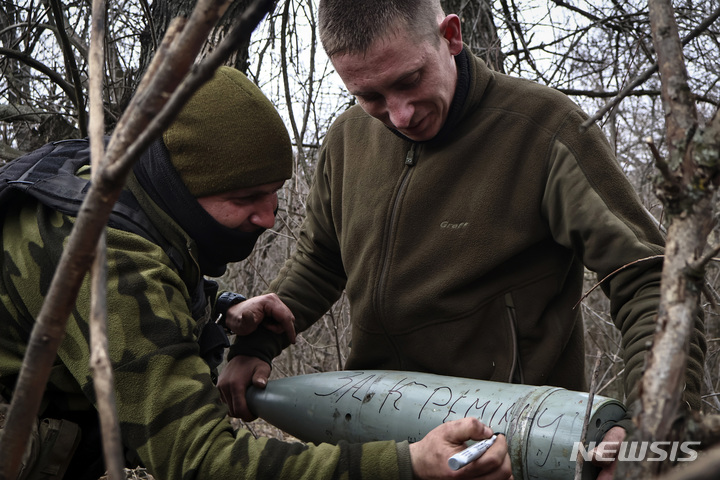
[581,4,720,129]
[575,255,665,308]
[0,47,77,101]
[690,244,720,275]
[106,0,276,179]
[48,0,88,136]
[138,0,157,52]
[574,352,603,480]
[88,0,125,478]
[646,136,674,182]
[0,1,243,476]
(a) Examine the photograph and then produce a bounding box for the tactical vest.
[0,139,179,264]
[1,140,237,478]
[0,139,228,371]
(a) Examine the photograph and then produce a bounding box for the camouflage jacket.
[0,144,412,480]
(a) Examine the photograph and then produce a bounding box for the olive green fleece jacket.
[0,162,411,479]
[232,51,706,412]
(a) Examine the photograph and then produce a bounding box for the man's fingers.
[409,418,510,480]
[230,388,245,418]
[262,319,296,343]
[234,310,256,335]
[262,300,296,343]
[482,435,509,471]
[590,426,626,467]
[239,368,269,421]
[235,391,258,421]
[457,434,508,477]
[252,364,270,388]
[445,417,492,444]
[226,294,296,343]
[217,355,269,420]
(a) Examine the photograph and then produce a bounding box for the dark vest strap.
[2,139,184,272]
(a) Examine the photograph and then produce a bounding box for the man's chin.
[401,130,437,142]
[398,120,441,142]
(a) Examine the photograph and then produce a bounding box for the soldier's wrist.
[215,291,246,328]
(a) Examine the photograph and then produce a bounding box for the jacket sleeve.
[2,201,411,480]
[541,110,706,412]
[229,144,348,363]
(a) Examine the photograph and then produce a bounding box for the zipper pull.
[405,144,417,166]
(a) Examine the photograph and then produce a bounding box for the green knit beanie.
[163,66,293,197]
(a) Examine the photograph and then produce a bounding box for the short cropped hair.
[318,0,445,57]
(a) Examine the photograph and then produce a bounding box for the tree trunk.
[441,0,505,72]
[130,0,258,124]
[615,0,720,476]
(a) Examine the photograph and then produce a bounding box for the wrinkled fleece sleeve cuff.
[227,326,288,364]
[396,441,414,480]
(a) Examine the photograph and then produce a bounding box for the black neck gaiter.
[431,46,472,143]
[133,140,263,277]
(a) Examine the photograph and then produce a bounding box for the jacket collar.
[391,45,494,146]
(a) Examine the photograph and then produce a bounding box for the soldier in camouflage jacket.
[0,67,509,480]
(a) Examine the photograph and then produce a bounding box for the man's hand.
[590,425,626,480]
[409,418,512,479]
[225,293,296,344]
[218,355,271,420]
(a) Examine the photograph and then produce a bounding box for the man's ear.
[439,14,463,55]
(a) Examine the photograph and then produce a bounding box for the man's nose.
[250,195,278,229]
[386,96,414,129]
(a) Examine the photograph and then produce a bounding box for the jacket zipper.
[505,293,524,384]
[373,144,418,367]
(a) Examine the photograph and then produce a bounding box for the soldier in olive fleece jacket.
[0,67,433,480]
[225,1,706,428]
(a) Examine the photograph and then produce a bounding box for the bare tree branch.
[0,21,88,54]
[0,143,23,162]
[576,255,665,307]
[582,4,720,129]
[47,0,88,136]
[138,0,157,52]
[108,0,276,174]
[559,88,660,98]
[574,352,602,480]
[0,0,277,474]
[616,1,720,477]
[87,0,125,478]
[0,46,77,101]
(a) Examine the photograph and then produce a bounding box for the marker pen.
[448,434,498,471]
